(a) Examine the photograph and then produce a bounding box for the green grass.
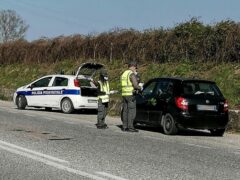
[0,94,9,101]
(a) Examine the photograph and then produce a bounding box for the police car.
[13,63,104,113]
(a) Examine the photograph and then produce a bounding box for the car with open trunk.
[13,63,104,113]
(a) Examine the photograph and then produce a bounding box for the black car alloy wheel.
[162,113,178,135]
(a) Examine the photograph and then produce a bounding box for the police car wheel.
[17,95,27,110]
[61,98,74,114]
[162,113,178,135]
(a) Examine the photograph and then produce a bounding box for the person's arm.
[130,73,141,90]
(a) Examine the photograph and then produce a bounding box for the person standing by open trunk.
[96,70,110,129]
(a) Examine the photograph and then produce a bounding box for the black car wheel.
[16,95,27,110]
[210,129,225,136]
[162,113,178,135]
[61,98,74,114]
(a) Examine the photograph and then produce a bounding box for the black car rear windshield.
[181,81,222,97]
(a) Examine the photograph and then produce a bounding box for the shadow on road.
[17,107,216,136]
[132,124,212,136]
[22,107,97,115]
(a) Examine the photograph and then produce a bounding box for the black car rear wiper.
[194,91,205,95]
[206,91,214,95]
[194,91,214,95]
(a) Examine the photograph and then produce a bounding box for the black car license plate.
[197,105,217,111]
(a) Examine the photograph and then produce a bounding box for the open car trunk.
[75,63,105,97]
[78,78,98,97]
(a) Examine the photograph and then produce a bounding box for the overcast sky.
[1,0,240,41]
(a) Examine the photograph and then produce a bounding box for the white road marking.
[0,140,106,180]
[0,140,68,164]
[96,172,128,180]
[184,143,211,149]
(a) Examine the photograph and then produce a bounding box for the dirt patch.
[228,110,240,132]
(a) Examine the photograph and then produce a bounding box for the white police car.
[13,63,104,113]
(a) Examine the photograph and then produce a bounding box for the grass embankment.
[1,60,240,115]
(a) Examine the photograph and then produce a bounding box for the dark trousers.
[121,95,136,129]
[97,99,108,126]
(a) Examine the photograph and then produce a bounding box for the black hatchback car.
[135,77,229,136]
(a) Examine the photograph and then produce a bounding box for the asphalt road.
[0,100,239,180]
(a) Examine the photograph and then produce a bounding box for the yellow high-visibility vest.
[98,81,110,103]
[121,69,134,96]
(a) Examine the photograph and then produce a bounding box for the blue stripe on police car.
[17,89,80,96]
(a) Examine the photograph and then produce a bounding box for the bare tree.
[0,9,29,43]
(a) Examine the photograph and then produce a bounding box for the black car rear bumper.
[175,112,229,129]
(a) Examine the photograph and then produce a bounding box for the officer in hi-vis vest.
[121,60,142,132]
[96,70,110,129]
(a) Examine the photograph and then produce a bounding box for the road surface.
[0,100,239,180]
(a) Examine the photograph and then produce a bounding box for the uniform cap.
[100,70,108,77]
[128,60,137,67]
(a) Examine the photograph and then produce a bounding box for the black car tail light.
[223,100,229,112]
[74,79,80,87]
[175,97,188,110]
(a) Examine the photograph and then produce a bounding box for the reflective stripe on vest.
[121,70,134,96]
[98,81,110,103]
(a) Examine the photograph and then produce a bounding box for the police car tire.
[162,113,178,135]
[17,95,27,110]
[61,98,74,114]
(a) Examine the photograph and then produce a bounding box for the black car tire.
[210,129,225,136]
[162,113,178,135]
[16,95,27,110]
[61,98,74,114]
